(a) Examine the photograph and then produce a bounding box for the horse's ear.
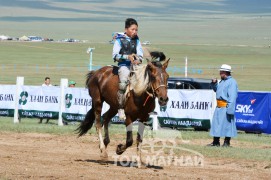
[162,58,170,69]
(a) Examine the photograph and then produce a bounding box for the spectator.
[40,77,52,123]
[208,64,238,147]
[69,80,76,87]
[42,77,52,86]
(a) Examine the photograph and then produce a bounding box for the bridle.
[151,84,166,97]
[143,69,167,106]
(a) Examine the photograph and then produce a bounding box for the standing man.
[208,64,238,147]
[42,77,52,86]
[40,77,52,123]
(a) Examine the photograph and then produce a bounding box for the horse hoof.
[116,144,125,155]
[136,160,147,169]
[100,156,108,162]
[100,149,108,160]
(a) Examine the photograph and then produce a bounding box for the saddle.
[112,65,119,75]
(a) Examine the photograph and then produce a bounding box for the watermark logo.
[112,121,204,167]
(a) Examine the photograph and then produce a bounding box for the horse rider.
[112,18,143,120]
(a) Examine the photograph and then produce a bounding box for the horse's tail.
[76,71,96,137]
[76,107,95,137]
[85,71,96,88]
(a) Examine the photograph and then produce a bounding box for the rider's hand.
[128,54,141,65]
[133,60,141,65]
[128,54,136,63]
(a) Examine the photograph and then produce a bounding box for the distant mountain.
[0,0,270,22]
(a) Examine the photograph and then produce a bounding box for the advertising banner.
[0,85,16,117]
[62,88,92,121]
[2,83,269,134]
[155,90,214,129]
[18,86,60,119]
[62,88,116,122]
[235,91,271,134]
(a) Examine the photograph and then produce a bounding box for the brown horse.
[77,54,170,166]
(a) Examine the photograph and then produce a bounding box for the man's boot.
[222,137,231,147]
[207,137,220,147]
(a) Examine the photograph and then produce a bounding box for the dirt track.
[0,132,270,180]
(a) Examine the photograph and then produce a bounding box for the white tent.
[19,35,30,41]
[0,35,11,40]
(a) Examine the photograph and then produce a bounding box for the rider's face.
[125,24,138,38]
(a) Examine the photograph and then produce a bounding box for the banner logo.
[236,96,257,116]
[19,91,28,105]
[65,94,73,108]
[250,99,256,104]
[236,104,253,114]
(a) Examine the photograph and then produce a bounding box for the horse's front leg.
[116,118,133,155]
[95,105,108,161]
[136,121,146,168]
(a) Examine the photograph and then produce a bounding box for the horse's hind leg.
[102,107,117,148]
[93,100,108,161]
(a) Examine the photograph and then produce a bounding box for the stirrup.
[118,109,126,121]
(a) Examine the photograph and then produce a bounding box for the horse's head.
[147,59,170,106]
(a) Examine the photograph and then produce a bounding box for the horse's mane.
[128,51,165,96]
[129,65,149,96]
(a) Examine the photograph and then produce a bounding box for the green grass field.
[1,39,270,164]
[1,1,271,91]
[0,117,270,162]
[0,41,270,90]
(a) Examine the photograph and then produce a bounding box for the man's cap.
[219,64,232,72]
[69,80,76,85]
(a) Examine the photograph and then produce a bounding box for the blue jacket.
[210,76,238,137]
[112,33,143,67]
[212,76,238,115]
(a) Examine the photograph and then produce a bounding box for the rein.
[143,83,166,106]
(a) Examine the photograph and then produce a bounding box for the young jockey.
[112,18,143,120]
